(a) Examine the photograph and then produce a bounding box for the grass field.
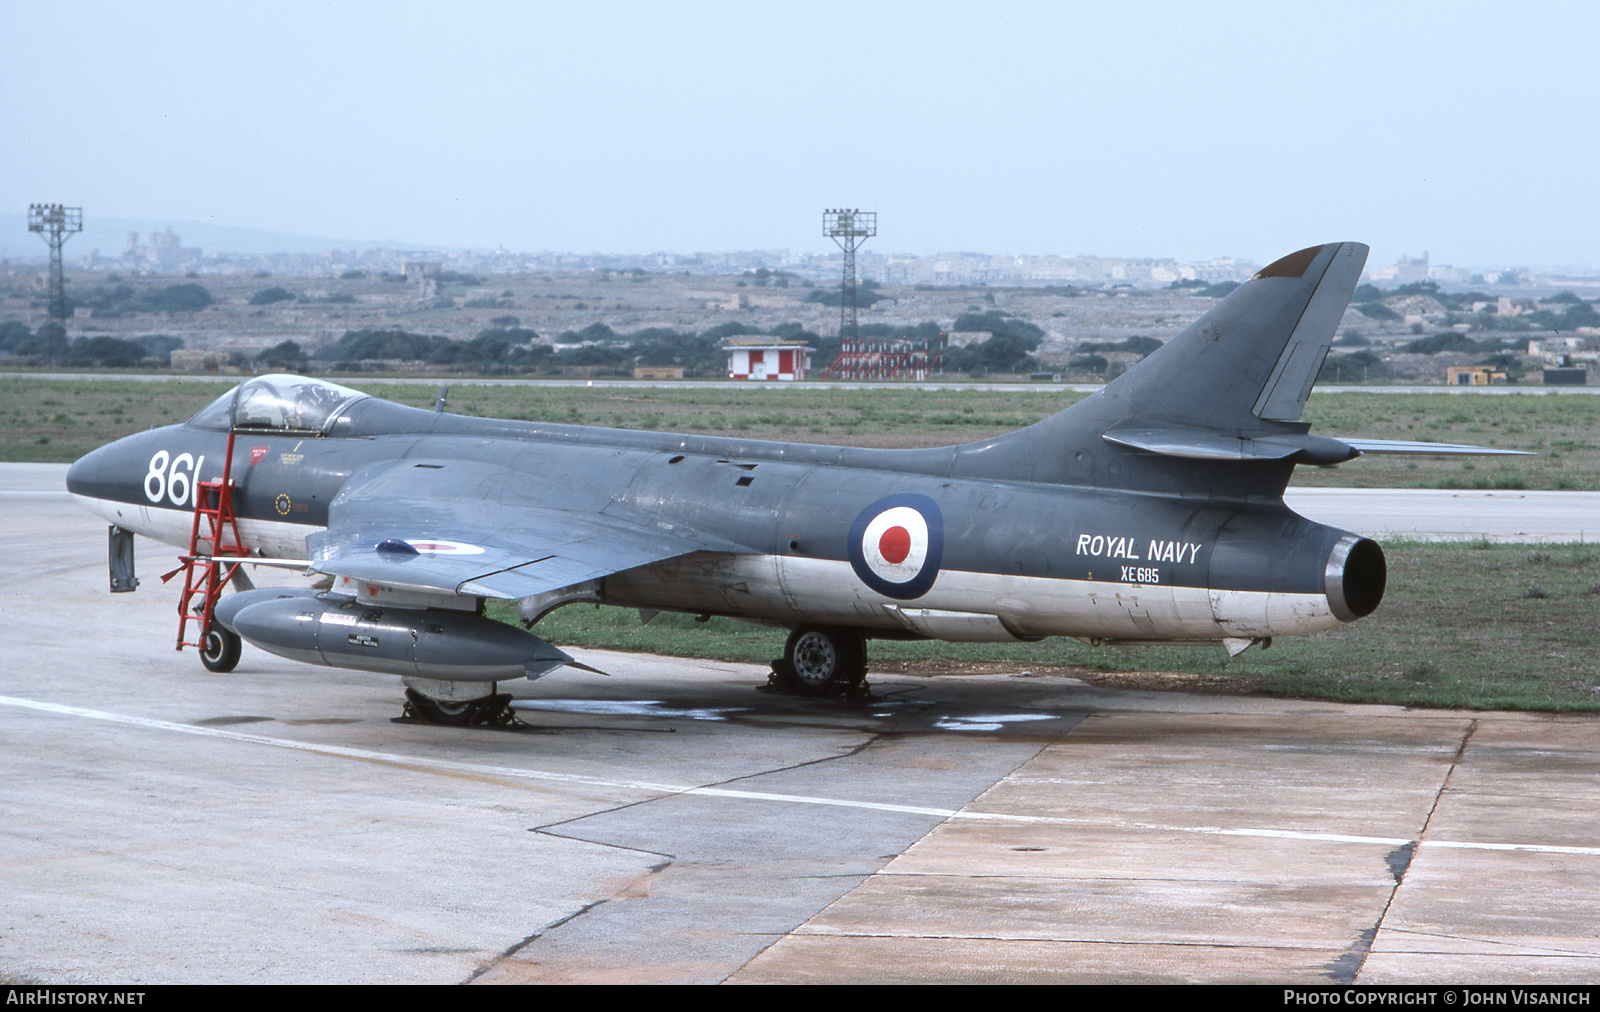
[491,540,1600,712]
[4,376,1597,490]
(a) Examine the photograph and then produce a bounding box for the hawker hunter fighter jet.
[67,242,1521,724]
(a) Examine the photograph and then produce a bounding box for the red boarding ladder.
[169,431,246,653]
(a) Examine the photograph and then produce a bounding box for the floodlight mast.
[28,204,83,362]
[823,208,876,350]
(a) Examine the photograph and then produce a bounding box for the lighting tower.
[29,204,82,362]
[823,208,876,346]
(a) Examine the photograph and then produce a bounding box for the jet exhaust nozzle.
[1325,535,1386,623]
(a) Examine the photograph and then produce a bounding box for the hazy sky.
[5,1,1597,269]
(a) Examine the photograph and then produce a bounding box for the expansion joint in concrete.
[462,897,611,985]
[714,734,883,787]
[1341,717,1479,984]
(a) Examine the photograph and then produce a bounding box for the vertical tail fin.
[951,242,1370,491]
[1102,242,1368,431]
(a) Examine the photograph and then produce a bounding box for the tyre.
[779,625,866,695]
[200,626,242,673]
[403,688,515,727]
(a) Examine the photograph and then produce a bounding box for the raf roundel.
[403,539,485,556]
[847,494,944,600]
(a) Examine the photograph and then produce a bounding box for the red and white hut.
[722,339,813,381]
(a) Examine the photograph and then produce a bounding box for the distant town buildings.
[124,228,202,269]
[1369,251,1533,289]
[7,224,1596,298]
[1527,336,1600,363]
[872,252,1256,287]
[633,365,685,379]
[403,261,443,298]
[1373,252,1432,285]
[1545,365,1590,385]
[22,232,1266,287]
[1445,365,1508,386]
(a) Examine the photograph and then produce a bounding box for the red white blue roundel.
[847,494,944,599]
[402,539,484,555]
[374,537,485,557]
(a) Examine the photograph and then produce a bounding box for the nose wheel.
[200,626,241,673]
[771,625,868,696]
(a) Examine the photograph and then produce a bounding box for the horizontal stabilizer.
[1103,427,1532,464]
[1103,426,1359,465]
[1339,438,1534,456]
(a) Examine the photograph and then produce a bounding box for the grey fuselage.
[69,244,1395,651]
[68,389,1381,647]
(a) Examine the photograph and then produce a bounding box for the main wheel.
[403,689,516,727]
[200,626,242,673]
[779,625,866,696]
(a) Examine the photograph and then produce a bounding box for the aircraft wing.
[306,459,751,599]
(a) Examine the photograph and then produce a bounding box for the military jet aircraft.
[67,242,1522,724]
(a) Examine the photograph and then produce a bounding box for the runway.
[1285,488,1597,543]
[3,464,1598,983]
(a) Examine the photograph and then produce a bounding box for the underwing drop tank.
[218,590,574,681]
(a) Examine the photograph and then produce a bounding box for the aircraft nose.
[66,444,107,496]
[66,439,129,500]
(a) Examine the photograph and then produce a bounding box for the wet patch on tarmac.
[512,698,751,722]
[508,689,1087,740]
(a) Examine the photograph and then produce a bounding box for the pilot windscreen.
[292,382,346,430]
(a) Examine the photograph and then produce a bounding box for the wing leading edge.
[307,459,753,600]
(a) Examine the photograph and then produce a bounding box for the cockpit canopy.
[187,375,368,434]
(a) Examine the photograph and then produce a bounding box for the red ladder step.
[170,432,246,654]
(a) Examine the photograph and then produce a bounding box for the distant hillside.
[0,214,408,259]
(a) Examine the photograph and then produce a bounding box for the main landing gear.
[769,625,869,698]
[399,679,520,727]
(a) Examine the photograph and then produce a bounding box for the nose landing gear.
[200,627,242,673]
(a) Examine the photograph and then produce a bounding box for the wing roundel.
[308,459,751,599]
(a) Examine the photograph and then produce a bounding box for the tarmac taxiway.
[3,463,1598,984]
